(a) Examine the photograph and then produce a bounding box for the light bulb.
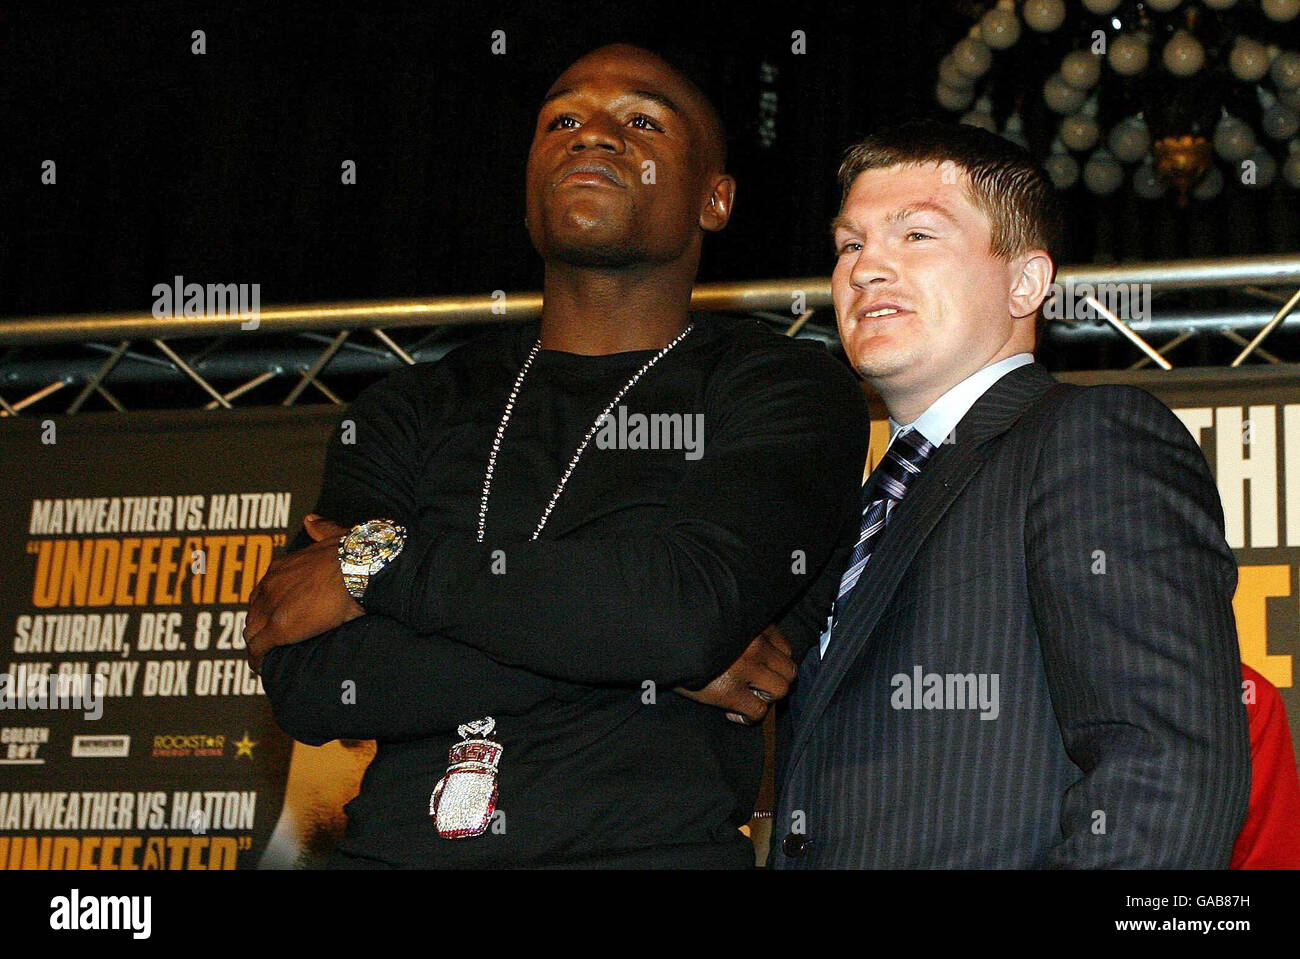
[1230,37,1270,82]
[1132,163,1167,199]
[1061,50,1102,89]
[1108,34,1149,76]
[1262,0,1300,23]
[1023,0,1067,33]
[1108,116,1151,162]
[936,83,975,112]
[1044,152,1079,189]
[1061,114,1101,151]
[1003,118,1029,149]
[953,37,993,79]
[1084,150,1124,195]
[1045,73,1088,114]
[1263,103,1300,140]
[980,6,1021,50]
[1272,51,1300,89]
[939,55,974,89]
[1163,30,1205,77]
[1214,115,1257,162]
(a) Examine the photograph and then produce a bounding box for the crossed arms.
[250,347,868,742]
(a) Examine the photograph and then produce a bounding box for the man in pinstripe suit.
[773,121,1250,868]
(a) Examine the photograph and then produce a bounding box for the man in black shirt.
[244,43,866,868]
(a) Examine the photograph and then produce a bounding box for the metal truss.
[2,255,1299,416]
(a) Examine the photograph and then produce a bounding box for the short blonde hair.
[838,119,1062,263]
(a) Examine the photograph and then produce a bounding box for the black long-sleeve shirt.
[259,314,867,868]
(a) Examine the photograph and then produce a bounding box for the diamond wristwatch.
[338,518,407,605]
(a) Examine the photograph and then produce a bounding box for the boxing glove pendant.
[429,717,503,839]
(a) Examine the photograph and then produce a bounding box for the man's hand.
[244,514,363,673]
[675,624,797,725]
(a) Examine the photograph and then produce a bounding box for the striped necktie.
[826,426,936,643]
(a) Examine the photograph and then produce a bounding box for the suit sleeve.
[363,344,869,688]
[259,367,559,745]
[1025,385,1251,868]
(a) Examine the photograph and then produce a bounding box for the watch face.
[351,540,384,563]
[345,520,405,574]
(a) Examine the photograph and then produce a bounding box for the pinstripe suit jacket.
[773,361,1250,869]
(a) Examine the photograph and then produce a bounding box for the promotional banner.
[0,362,1296,869]
[0,406,353,870]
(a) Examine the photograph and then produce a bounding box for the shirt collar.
[888,353,1034,447]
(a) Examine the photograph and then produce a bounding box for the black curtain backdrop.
[4,0,1299,321]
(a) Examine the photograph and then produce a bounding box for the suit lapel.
[787,362,1058,768]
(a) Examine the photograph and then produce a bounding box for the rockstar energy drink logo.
[152,733,225,758]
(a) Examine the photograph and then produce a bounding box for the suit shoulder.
[1034,382,1219,505]
[1049,381,1191,443]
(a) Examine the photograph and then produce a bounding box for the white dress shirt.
[817,352,1034,657]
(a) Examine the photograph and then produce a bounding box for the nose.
[569,112,624,155]
[848,237,897,289]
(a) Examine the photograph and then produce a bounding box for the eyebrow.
[829,214,859,236]
[541,87,682,115]
[887,201,959,225]
[832,214,863,237]
[829,201,959,237]
[630,89,682,115]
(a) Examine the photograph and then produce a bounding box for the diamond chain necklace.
[476,323,695,543]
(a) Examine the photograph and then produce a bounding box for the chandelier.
[935,0,1300,202]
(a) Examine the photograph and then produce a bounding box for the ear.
[1008,250,1054,319]
[699,174,737,233]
